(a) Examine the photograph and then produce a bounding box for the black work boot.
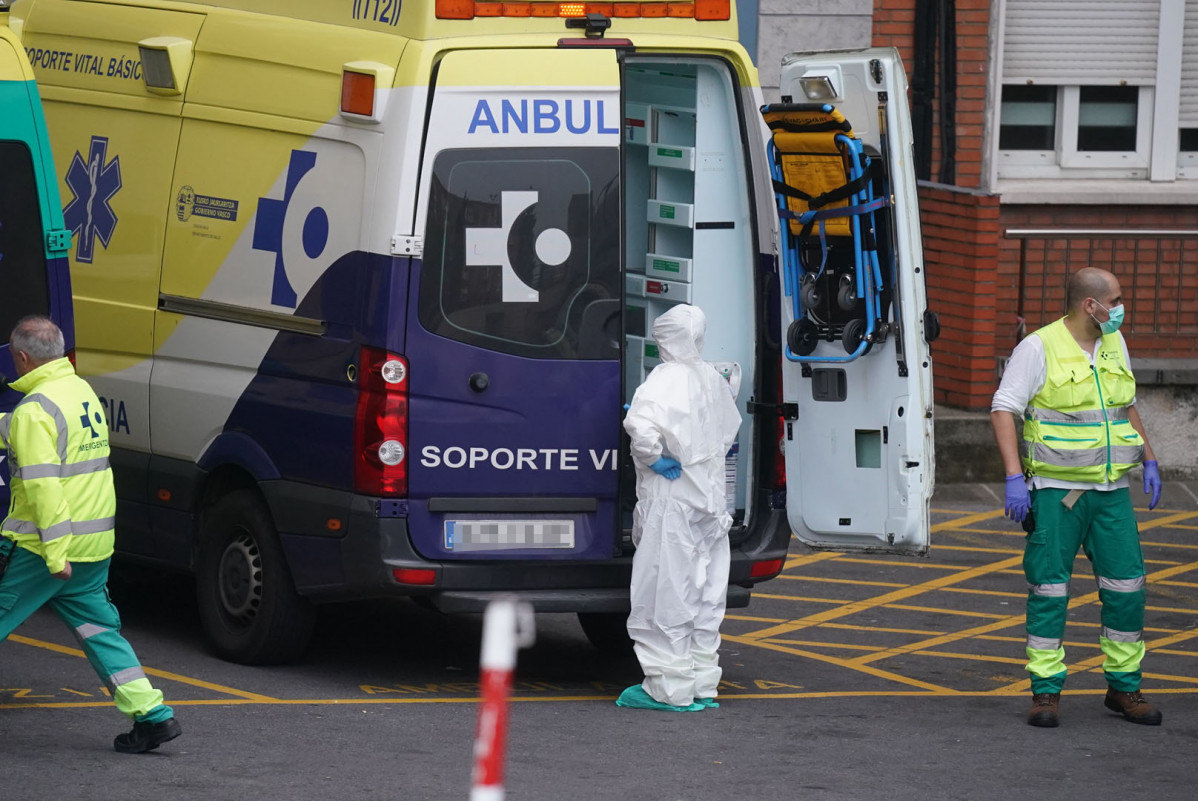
[1027,692,1060,727]
[114,717,183,753]
[1104,688,1163,725]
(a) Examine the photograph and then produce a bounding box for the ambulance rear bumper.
[265,482,789,607]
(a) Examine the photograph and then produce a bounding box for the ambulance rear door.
[406,48,624,562]
[774,48,934,555]
[0,21,73,508]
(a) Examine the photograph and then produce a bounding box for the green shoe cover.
[615,685,704,712]
[694,697,720,708]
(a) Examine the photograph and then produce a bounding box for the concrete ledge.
[1132,358,1198,386]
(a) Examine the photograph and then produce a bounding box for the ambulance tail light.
[749,558,784,580]
[435,0,728,19]
[355,347,408,498]
[341,71,375,117]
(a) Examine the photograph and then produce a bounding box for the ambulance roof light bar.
[565,12,610,37]
[435,1,730,21]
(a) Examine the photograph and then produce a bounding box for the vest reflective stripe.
[1027,634,1062,650]
[1029,582,1069,597]
[109,666,147,689]
[1029,442,1147,469]
[3,516,114,540]
[1028,406,1131,424]
[13,457,111,480]
[1097,575,1146,592]
[16,393,69,462]
[75,623,109,640]
[1022,319,1143,483]
[1101,626,1142,643]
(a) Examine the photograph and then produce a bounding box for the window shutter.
[1182,1,1198,125]
[1003,0,1162,86]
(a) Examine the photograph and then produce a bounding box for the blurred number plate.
[445,520,575,551]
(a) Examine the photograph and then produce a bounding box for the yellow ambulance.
[9,0,935,663]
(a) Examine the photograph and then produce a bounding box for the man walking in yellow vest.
[992,267,1163,728]
[0,315,182,752]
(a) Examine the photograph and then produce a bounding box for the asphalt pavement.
[4,481,1198,801]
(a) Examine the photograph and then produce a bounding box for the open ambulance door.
[768,48,934,555]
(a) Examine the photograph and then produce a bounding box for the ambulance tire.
[197,490,316,665]
[578,612,634,655]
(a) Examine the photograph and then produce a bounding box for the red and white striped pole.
[471,597,535,801]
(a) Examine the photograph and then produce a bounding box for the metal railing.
[1004,229,1198,340]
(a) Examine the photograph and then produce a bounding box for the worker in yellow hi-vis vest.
[0,315,182,753]
[991,267,1163,730]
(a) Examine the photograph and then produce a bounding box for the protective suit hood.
[653,305,706,364]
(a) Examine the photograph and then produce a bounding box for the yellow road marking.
[6,634,279,702]
[741,554,1024,642]
[783,552,843,569]
[777,574,907,588]
[720,632,956,693]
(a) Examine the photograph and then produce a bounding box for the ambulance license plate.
[445,520,575,551]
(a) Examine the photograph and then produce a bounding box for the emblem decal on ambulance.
[466,190,572,303]
[62,136,121,264]
[252,149,329,309]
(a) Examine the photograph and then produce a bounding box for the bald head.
[1066,268,1118,313]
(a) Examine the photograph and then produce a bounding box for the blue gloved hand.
[1004,474,1030,523]
[1143,459,1161,511]
[650,456,682,480]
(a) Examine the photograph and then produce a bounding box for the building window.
[996,0,1193,182]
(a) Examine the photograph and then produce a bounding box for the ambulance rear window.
[0,141,51,338]
[419,147,620,359]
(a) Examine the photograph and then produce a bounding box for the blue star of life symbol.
[79,401,103,440]
[62,136,122,264]
[253,149,329,309]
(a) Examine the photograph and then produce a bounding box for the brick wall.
[919,182,1001,409]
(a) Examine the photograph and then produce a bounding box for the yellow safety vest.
[0,358,116,573]
[1022,318,1144,484]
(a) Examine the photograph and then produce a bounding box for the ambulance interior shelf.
[621,60,757,522]
[763,102,896,365]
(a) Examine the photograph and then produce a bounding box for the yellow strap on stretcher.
[763,106,857,237]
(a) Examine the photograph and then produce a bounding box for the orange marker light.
[559,2,586,16]
[694,0,730,19]
[475,1,503,14]
[326,518,343,532]
[341,71,375,117]
[435,0,474,17]
[156,488,172,502]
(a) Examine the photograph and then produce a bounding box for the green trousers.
[1024,487,1146,694]
[0,544,174,723]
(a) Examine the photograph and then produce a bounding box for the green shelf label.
[656,147,683,159]
[645,343,660,359]
[652,259,680,273]
[658,205,676,220]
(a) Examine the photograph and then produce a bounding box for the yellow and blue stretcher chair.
[762,103,889,362]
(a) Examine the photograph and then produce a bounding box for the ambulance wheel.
[842,318,868,354]
[837,275,858,310]
[787,318,820,356]
[578,612,633,655]
[197,490,315,665]
[799,274,823,311]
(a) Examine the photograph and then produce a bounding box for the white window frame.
[991,0,1193,187]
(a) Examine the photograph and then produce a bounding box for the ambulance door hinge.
[46,229,72,253]
[391,235,423,257]
[746,399,798,421]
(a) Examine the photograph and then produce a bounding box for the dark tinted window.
[1078,86,1138,152]
[420,148,620,359]
[0,140,50,338]
[999,85,1057,150]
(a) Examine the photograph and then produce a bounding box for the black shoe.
[1027,692,1060,727]
[114,717,182,753]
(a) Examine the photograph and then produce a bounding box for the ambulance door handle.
[469,372,490,393]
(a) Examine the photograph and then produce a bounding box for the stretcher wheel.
[837,275,858,310]
[788,318,820,356]
[842,318,866,353]
[799,274,823,311]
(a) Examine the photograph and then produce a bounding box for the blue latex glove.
[1143,459,1161,511]
[1004,474,1030,523]
[650,456,682,480]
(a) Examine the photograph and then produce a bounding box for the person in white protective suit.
[617,304,743,712]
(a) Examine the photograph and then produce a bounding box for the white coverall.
[623,304,743,707]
